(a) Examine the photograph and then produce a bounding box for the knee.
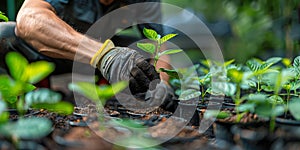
[0,21,17,39]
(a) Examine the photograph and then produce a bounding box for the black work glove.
[99,47,160,94]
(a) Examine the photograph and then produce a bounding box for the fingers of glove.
[136,60,160,81]
[129,67,150,94]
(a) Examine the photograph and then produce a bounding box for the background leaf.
[0,117,52,139]
[25,88,62,107]
[31,101,74,115]
[26,61,55,84]
[5,52,28,81]
[289,98,300,120]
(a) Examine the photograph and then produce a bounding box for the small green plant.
[0,11,8,22]
[137,28,183,69]
[0,52,74,147]
[68,80,128,116]
[0,52,73,115]
[246,57,282,92]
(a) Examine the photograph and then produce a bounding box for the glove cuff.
[90,39,115,68]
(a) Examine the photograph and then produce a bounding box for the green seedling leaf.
[224,59,235,67]
[204,110,231,119]
[69,81,128,103]
[265,57,282,65]
[247,93,268,103]
[178,89,201,100]
[0,75,24,104]
[137,43,156,54]
[159,68,181,79]
[237,103,255,112]
[69,82,99,101]
[282,58,291,67]
[212,82,236,97]
[0,100,8,123]
[0,12,8,22]
[288,98,300,120]
[31,101,74,115]
[143,28,158,40]
[160,33,177,44]
[0,117,52,139]
[26,61,55,84]
[267,95,284,105]
[98,81,128,101]
[228,68,243,83]
[255,103,284,118]
[293,56,300,76]
[291,80,300,91]
[5,52,28,81]
[158,49,183,57]
[110,118,144,129]
[25,88,62,107]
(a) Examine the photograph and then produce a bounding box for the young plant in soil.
[137,27,183,71]
[246,57,282,93]
[68,80,128,119]
[0,52,73,148]
[257,69,294,131]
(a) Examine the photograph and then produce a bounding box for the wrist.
[90,39,115,68]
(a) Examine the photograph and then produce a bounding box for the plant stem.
[153,40,161,68]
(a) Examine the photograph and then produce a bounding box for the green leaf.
[31,101,74,115]
[289,98,300,120]
[212,82,236,96]
[0,112,9,123]
[247,93,268,103]
[68,82,99,101]
[25,88,62,107]
[97,81,128,102]
[110,118,144,129]
[0,12,8,22]
[159,68,181,79]
[160,33,177,44]
[0,75,23,103]
[69,81,128,103]
[265,57,282,65]
[158,49,183,57]
[26,61,55,84]
[143,28,158,40]
[0,117,52,139]
[228,68,243,83]
[282,58,291,67]
[255,103,284,118]
[137,43,156,54]
[237,103,255,112]
[5,52,28,81]
[267,95,284,104]
[293,56,300,75]
[178,89,201,100]
[204,110,230,119]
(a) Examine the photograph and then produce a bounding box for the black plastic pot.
[178,100,199,126]
[213,120,235,144]
[231,124,271,150]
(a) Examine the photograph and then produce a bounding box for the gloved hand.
[145,81,178,113]
[90,39,160,94]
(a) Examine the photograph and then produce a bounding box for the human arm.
[15,0,100,64]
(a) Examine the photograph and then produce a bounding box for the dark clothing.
[45,0,164,39]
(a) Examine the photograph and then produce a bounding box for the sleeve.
[135,0,165,36]
[44,0,69,14]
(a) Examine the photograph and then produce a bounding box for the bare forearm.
[15,0,101,64]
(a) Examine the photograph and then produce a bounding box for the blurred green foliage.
[163,0,300,63]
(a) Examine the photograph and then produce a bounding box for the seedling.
[137,28,183,69]
[0,52,73,115]
[68,80,128,116]
[246,57,282,92]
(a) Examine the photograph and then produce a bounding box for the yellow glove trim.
[90,39,115,68]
